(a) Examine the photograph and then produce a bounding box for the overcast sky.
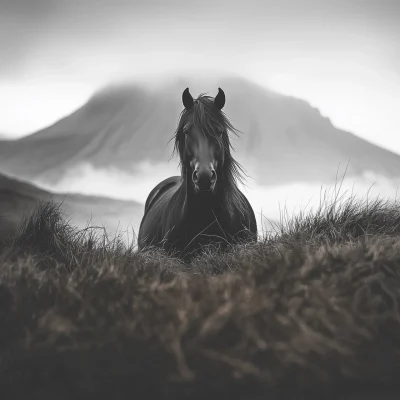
[1,0,399,152]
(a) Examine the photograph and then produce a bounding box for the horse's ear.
[182,88,194,110]
[214,87,225,110]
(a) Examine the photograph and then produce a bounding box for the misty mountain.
[0,172,142,237]
[1,75,400,186]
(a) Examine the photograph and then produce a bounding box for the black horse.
[138,87,257,259]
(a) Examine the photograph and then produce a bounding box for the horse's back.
[143,176,181,214]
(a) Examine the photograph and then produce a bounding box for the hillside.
[0,172,142,238]
[1,196,400,399]
[1,75,400,186]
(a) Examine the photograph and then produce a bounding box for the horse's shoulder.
[236,188,258,235]
[235,187,250,208]
[144,176,181,213]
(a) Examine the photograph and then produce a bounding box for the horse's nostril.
[192,170,199,183]
[211,169,216,184]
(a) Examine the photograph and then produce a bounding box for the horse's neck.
[181,172,226,221]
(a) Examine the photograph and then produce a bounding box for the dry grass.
[1,196,400,399]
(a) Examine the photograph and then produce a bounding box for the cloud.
[33,161,180,203]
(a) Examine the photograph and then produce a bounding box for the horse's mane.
[172,94,248,216]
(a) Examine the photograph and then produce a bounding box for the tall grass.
[1,196,400,399]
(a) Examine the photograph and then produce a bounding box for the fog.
[32,162,400,237]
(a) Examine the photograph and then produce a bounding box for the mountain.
[0,172,143,238]
[1,75,400,186]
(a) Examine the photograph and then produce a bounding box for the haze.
[1,0,400,153]
[28,160,400,235]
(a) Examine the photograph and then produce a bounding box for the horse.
[137,87,257,260]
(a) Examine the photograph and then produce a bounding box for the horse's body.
[138,88,257,259]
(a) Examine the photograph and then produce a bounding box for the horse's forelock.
[174,93,235,148]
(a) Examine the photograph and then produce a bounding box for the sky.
[1,0,400,152]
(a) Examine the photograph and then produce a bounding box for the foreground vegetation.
[1,194,400,399]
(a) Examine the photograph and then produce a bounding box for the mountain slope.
[0,75,399,186]
[0,173,143,238]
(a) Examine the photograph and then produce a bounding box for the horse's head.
[176,87,228,194]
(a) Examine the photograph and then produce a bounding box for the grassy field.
[1,192,400,399]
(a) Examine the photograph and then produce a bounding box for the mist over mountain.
[0,75,400,187]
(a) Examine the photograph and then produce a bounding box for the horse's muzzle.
[192,169,217,192]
